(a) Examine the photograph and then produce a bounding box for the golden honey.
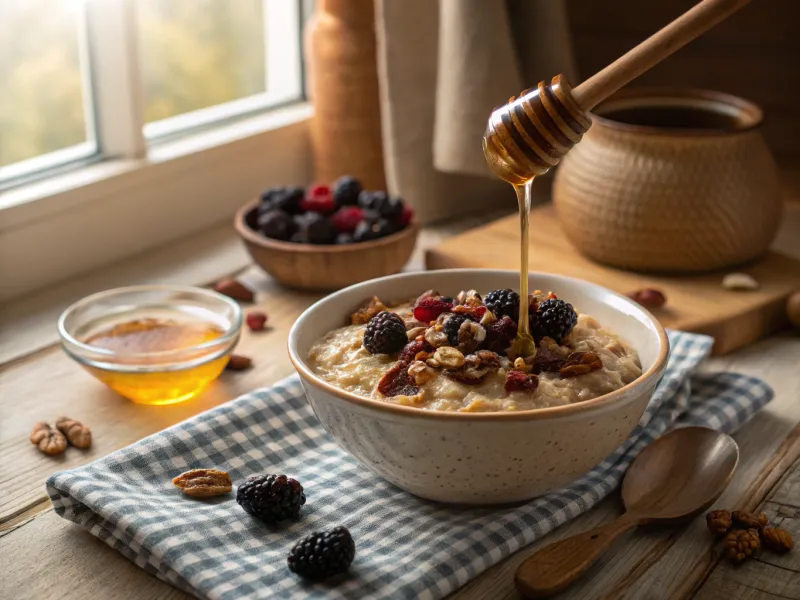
[83,318,228,405]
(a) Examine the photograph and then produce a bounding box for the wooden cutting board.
[425,204,800,355]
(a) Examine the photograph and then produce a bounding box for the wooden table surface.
[1,216,799,600]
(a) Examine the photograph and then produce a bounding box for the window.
[0,0,303,188]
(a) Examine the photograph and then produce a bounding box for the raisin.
[504,370,539,393]
[377,362,420,397]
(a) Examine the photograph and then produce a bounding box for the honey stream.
[509,179,535,358]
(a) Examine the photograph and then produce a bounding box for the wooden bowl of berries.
[235,176,418,291]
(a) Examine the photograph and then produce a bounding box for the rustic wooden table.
[1,212,799,600]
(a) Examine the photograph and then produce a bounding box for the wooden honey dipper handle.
[573,0,753,111]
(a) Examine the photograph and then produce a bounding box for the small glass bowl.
[58,285,242,405]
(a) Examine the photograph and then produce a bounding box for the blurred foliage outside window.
[1,0,268,168]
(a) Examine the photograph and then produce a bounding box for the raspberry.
[287,526,355,581]
[331,206,364,234]
[413,296,454,323]
[483,316,517,353]
[300,184,336,214]
[246,311,268,331]
[236,474,306,522]
[504,370,539,393]
[363,311,407,355]
[485,289,520,321]
[533,299,578,342]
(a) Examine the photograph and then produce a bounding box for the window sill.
[0,103,312,303]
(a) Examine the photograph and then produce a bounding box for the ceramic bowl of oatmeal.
[288,269,668,504]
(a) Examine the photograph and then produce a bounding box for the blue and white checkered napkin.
[47,330,772,600]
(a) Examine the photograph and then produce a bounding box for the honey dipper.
[483,0,753,184]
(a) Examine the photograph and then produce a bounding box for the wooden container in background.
[553,88,781,273]
[304,0,387,190]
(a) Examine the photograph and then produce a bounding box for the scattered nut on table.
[761,527,793,553]
[732,510,768,530]
[723,529,760,563]
[56,416,92,449]
[30,422,67,456]
[172,468,233,497]
[705,509,732,535]
[626,288,667,309]
[214,278,255,302]
[226,354,253,371]
[722,273,759,291]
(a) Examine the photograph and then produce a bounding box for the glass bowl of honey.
[58,285,242,405]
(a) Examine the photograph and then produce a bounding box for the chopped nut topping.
[480,309,497,326]
[172,469,232,497]
[457,289,483,307]
[424,327,449,348]
[513,357,532,373]
[406,326,427,340]
[457,320,486,354]
[408,361,437,385]
[434,346,465,369]
[560,351,603,377]
[351,296,389,325]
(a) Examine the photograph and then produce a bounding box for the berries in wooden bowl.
[235,176,418,291]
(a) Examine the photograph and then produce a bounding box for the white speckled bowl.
[288,269,668,504]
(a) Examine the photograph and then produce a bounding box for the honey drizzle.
[509,179,535,357]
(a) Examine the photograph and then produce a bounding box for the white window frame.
[0,0,312,304]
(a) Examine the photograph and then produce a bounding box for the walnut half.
[56,416,92,449]
[30,422,67,456]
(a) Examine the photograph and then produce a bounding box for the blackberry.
[261,186,304,215]
[292,213,337,244]
[363,311,407,355]
[533,298,578,342]
[358,191,404,220]
[352,216,396,242]
[236,474,306,522]
[442,313,471,346]
[485,289,520,321]
[332,176,362,207]
[257,209,295,241]
[287,526,355,581]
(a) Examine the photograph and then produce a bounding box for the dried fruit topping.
[413,296,455,323]
[483,315,518,354]
[331,206,364,234]
[560,351,603,377]
[706,510,732,535]
[532,341,568,374]
[214,278,254,302]
[350,296,389,325]
[55,416,92,449]
[626,288,667,309]
[398,339,433,363]
[732,510,769,530]
[226,354,253,371]
[723,529,760,563]
[287,525,356,581]
[363,311,407,355]
[484,289,520,321]
[29,422,67,456]
[433,346,466,369]
[237,474,306,522]
[377,362,420,397]
[246,311,268,332]
[172,468,233,497]
[761,527,793,552]
[301,184,336,214]
[533,298,577,342]
[504,370,539,394]
[408,361,437,385]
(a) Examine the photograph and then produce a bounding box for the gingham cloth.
[47,330,773,600]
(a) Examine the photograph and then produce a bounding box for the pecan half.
[214,278,254,302]
[56,417,92,449]
[761,527,793,552]
[172,469,232,497]
[30,422,67,456]
[732,510,769,530]
[559,351,603,378]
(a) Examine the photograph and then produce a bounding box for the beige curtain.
[374,0,577,223]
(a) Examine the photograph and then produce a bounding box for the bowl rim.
[57,284,243,361]
[288,269,670,422]
[590,87,763,137]
[234,199,419,253]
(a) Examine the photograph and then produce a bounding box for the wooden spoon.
[483,0,753,183]
[515,426,739,599]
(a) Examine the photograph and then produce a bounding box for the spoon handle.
[515,515,639,599]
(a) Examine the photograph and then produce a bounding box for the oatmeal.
[308,289,641,412]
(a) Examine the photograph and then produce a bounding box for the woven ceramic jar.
[553,89,781,273]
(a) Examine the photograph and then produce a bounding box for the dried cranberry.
[300,184,336,214]
[413,296,455,323]
[377,362,420,397]
[246,311,268,331]
[398,339,432,363]
[483,316,517,353]
[504,370,539,393]
[331,206,364,233]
